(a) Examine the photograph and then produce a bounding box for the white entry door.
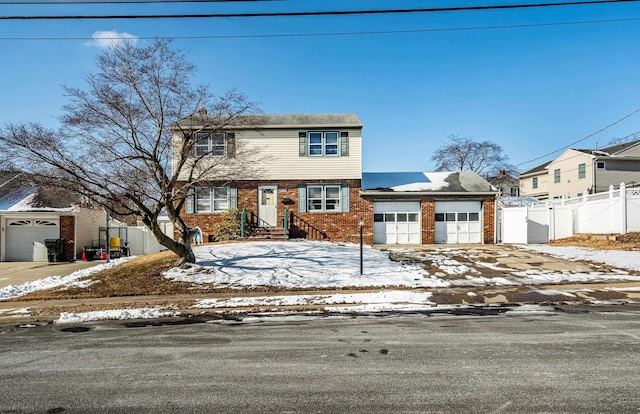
[258,186,278,227]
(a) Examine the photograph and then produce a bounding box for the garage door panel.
[435,201,483,244]
[373,202,421,245]
[6,219,60,262]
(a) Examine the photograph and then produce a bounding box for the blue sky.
[2,0,640,173]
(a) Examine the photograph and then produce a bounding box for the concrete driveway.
[0,261,103,289]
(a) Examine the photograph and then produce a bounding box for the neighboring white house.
[520,140,640,200]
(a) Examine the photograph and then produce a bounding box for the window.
[596,161,606,169]
[510,187,520,196]
[554,168,561,184]
[299,131,348,157]
[578,163,586,179]
[307,185,341,211]
[186,186,237,213]
[298,184,349,212]
[532,177,538,189]
[577,192,583,197]
[193,132,235,157]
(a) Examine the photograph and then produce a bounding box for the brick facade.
[184,180,496,245]
[183,179,374,244]
[59,215,76,261]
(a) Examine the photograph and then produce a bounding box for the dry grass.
[549,232,640,251]
[8,251,208,302]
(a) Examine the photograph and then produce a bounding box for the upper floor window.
[193,132,235,158]
[186,186,237,213]
[578,163,586,179]
[510,187,520,196]
[554,168,561,184]
[596,161,606,169]
[532,177,539,189]
[299,131,349,157]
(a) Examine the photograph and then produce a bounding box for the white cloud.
[85,30,138,49]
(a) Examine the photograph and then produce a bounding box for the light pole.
[358,217,364,275]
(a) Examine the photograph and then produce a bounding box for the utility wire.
[515,107,640,167]
[2,0,639,20]
[2,16,639,41]
[0,0,273,4]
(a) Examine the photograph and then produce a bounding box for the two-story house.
[520,140,640,200]
[173,111,498,245]
[173,113,368,242]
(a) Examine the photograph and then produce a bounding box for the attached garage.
[5,218,60,261]
[373,201,421,244]
[361,171,498,245]
[435,201,482,244]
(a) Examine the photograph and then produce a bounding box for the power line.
[2,0,639,20]
[515,107,640,167]
[2,16,640,41]
[0,0,272,4]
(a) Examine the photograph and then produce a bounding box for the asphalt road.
[1,307,640,413]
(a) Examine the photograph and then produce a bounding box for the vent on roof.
[197,107,207,115]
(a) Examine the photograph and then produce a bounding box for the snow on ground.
[54,308,178,324]
[0,257,135,300]
[3,241,640,324]
[164,241,435,288]
[523,245,640,272]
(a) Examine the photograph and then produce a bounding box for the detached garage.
[362,171,498,245]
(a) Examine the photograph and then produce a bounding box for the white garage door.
[373,201,421,244]
[435,201,482,244]
[6,219,60,262]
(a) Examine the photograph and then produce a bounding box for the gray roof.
[361,171,497,194]
[175,113,362,129]
[520,160,552,176]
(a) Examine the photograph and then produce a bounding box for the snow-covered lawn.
[2,240,640,324]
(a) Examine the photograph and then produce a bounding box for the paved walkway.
[0,261,103,289]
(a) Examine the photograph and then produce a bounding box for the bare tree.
[0,39,260,265]
[431,135,516,178]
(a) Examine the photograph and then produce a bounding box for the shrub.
[211,209,241,241]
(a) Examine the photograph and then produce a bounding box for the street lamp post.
[358,217,364,275]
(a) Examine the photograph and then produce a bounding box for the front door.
[258,186,278,227]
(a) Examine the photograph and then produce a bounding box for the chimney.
[197,107,207,115]
[498,169,506,178]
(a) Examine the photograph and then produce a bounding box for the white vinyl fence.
[499,183,640,244]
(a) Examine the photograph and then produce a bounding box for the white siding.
[173,127,362,181]
[75,208,107,259]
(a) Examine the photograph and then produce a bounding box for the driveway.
[0,261,103,289]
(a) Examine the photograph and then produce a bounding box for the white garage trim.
[5,218,60,262]
[435,201,482,244]
[373,201,421,244]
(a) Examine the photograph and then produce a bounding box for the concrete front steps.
[243,227,288,241]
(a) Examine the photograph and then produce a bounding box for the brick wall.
[183,179,373,243]
[59,215,76,261]
[183,179,496,245]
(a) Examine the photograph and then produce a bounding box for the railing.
[287,211,328,241]
[282,207,289,238]
[240,208,248,238]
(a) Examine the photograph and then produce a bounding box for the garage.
[435,201,482,244]
[373,201,421,244]
[5,218,60,261]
